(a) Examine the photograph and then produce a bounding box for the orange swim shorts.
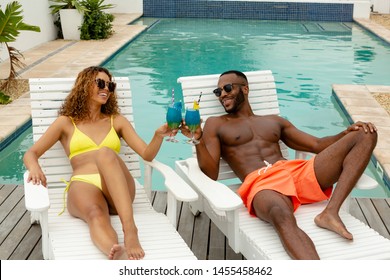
[237,157,333,216]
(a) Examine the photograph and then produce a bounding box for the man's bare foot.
[124,231,145,260]
[314,211,353,240]
[108,244,128,260]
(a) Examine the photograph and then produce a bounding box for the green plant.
[49,1,89,40]
[0,1,40,93]
[48,0,88,14]
[0,90,11,104]
[79,0,115,40]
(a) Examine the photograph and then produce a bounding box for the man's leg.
[252,190,320,259]
[313,129,377,239]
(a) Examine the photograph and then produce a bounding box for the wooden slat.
[7,212,41,260]
[226,243,244,260]
[190,212,210,259]
[27,238,43,260]
[150,190,167,214]
[0,184,17,207]
[358,198,390,239]
[208,222,226,260]
[349,198,367,224]
[356,198,390,238]
[177,201,196,251]
[0,185,24,230]
[0,185,40,260]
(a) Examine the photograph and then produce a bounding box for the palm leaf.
[0,1,40,43]
[8,45,25,79]
[0,1,40,83]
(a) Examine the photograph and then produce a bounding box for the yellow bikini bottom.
[59,174,102,215]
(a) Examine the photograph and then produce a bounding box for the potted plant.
[80,0,115,40]
[49,0,88,40]
[0,1,40,104]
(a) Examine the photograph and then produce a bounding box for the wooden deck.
[1,183,389,260]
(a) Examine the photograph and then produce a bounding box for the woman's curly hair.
[58,66,120,121]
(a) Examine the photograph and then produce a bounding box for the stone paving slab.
[332,84,390,188]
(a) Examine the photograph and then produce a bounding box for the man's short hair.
[220,70,248,83]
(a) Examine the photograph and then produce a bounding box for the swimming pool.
[1,18,389,197]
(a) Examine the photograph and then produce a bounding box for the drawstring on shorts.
[258,160,272,175]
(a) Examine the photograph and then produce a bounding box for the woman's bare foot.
[314,211,353,240]
[108,244,128,260]
[124,230,145,260]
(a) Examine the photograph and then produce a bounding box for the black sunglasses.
[95,78,116,92]
[213,83,246,97]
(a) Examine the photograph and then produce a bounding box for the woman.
[23,66,174,260]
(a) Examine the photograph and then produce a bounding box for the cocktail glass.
[166,103,182,142]
[184,108,201,145]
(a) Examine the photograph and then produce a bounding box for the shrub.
[80,0,114,40]
[0,90,11,104]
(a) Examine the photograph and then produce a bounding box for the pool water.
[1,18,390,198]
[0,127,32,184]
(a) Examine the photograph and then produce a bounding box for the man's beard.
[224,88,245,113]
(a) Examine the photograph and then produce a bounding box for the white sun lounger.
[175,70,390,259]
[24,77,198,260]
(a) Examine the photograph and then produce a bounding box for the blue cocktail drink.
[166,102,182,142]
[184,108,200,145]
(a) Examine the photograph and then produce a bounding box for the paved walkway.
[0,14,389,187]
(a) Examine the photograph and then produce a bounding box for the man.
[181,70,377,259]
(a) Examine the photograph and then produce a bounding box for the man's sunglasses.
[95,78,116,92]
[213,83,246,97]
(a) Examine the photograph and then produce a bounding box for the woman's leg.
[67,182,126,259]
[95,147,144,260]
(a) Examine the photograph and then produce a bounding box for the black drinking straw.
[197,92,202,104]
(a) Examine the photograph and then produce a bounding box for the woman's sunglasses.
[213,83,246,97]
[95,78,116,92]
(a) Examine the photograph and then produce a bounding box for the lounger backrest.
[178,70,288,180]
[29,77,141,187]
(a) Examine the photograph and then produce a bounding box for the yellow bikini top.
[68,116,121,160]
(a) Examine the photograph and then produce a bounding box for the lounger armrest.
[355,173,378,190]
[23,171,50,212]
[144,160,198,202]
[295,150,316,160]
[181,158,243,211]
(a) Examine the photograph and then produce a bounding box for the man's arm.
[280,118,377,154]
[185,117,222,180]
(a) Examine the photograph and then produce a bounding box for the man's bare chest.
[218,117,281,146]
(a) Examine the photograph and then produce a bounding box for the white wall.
[371,0,390,13]
[353,1,371,18]
[109,0,143,13]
